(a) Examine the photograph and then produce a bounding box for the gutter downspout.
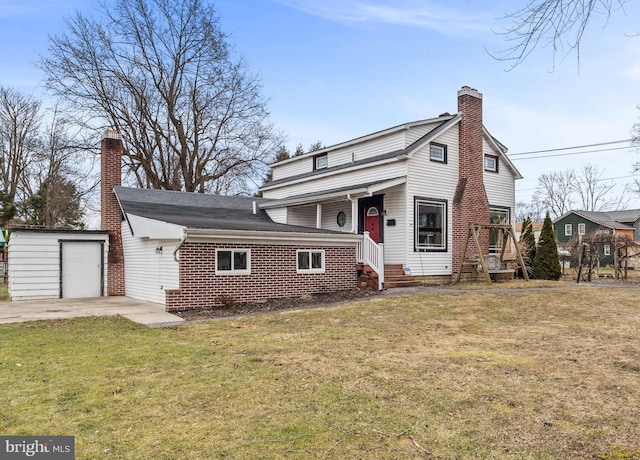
[173,228,188,263]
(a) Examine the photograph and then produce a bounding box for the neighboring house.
[554,209,640,265]
[259,86,522,282]
[514,221,543,243]
[95,85,520,311]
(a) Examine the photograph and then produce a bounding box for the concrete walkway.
[0,296,184,328]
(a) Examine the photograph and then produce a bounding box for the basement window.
[297,250,325,273]
[216,249,250,275]
[484,154,498,173]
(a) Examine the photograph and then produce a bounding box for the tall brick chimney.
[452,86,490,273]
[101,130,125,296]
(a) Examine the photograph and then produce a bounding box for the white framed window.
[484,154,498,173]
[314,153,328,170]
[297,250,325,273]
[578,223,586,236]
[429,142,447,163]
[215,249,250,275]
[565,224,572,236]
[415,198,447,251]
[604,245,611,256]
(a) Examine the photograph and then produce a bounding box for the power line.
[511,145,633,161]
[509,139,633,157]
[516,173,639,194]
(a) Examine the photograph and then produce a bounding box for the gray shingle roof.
[113,186,341,234]
[555,209,640,230]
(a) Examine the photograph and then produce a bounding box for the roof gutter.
[183,228,362,245]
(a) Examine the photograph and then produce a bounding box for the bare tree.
[40,0,282,194]
[572,163,620,211]
[533,164,623,218]
[18,107,88,229]
[515,200,545,222]
[0,86,42,225]
[493,0,629,68]
[534,169,576,218]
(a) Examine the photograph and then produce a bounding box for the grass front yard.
[1,286,639,459]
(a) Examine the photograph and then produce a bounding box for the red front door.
[365,205,381,243]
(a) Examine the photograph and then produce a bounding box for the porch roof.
[113,186,342,234]
[259,176,407,209]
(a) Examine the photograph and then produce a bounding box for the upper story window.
[578,223,586,236]
[565,224,572,236]
[429,142,447,164]
[216,249,250,275]
[484,154,498,173]
[313,153,328,170]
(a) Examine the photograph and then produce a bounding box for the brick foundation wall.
[100,130,125,296]
[453,86,490,273]
[165,242,358,311]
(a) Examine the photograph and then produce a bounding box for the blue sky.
[2,0,640,208]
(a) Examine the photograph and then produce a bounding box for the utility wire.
[511,145,633,161]
[509,139,633,157]
[516,173,639,194]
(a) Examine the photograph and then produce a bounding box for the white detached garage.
[8,230,109,301]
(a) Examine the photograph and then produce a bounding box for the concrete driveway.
[0,296,184,328]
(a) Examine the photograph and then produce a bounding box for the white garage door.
[61,241,104,298]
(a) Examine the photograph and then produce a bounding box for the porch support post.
[349,195,357,233]
[316,204,322,229]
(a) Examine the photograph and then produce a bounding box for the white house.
[259,86,521,285]
[94,85,521,311]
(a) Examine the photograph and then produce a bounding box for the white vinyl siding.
[403,123,439,146]
[270,132,406,182]
[8,231,108,301]
[377,185,406,265]
[483,138,515,217]
[122,223,179,304]
[265,161,407,199]
[320,202,353,232]
[405,127,459,275]
[264,207,287,224]
[271,156,314,181]
[287,205,317,227]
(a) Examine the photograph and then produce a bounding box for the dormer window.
[314,153,328,170]
[429,142,447,164]
[484,154,498,173]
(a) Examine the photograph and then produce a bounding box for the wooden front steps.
[357,264,422,289]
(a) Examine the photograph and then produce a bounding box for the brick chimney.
[452,86,490,273]
[101,130,125,296]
